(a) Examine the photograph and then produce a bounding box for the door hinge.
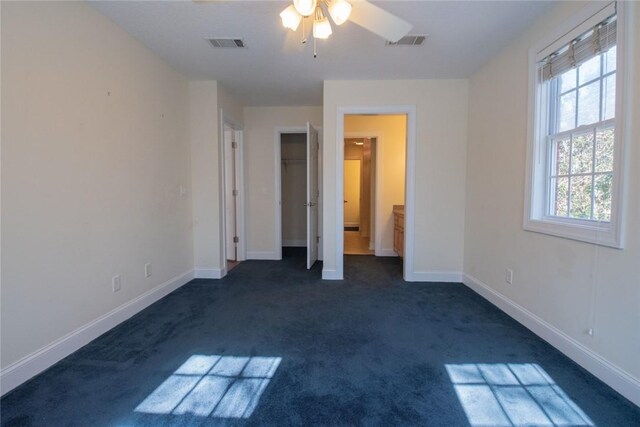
[232,189,239,196]
[316,236,320,243]
[233,236,239,243]
[231,141,237,149]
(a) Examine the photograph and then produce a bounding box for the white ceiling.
[90,0,555,106]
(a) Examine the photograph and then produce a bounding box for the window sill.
[524,217,623,249]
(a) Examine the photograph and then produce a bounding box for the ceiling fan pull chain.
[314,36,317,58]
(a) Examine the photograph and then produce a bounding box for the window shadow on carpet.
[135,355,281,419]
[446,363,593,426]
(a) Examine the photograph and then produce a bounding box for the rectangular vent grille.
[207,38,245,48]
[386,35,427,46]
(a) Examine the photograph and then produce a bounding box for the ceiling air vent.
[206,38,245,48]
[385,35,427,46]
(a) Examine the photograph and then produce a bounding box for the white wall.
[218,83,244,129]
[189,81,221,276]
[323,80,469,279]
[190,81,245,276]
[243,106,322,259]
[1,0,192,379]
[464,1,640,404]
[345,115,406,255]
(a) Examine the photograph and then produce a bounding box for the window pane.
[570,175,593,219]
[554,137,570,175]
[577,81,600,126]
[553,177,569,217]
[578,55,601,85]
[571,132,594,174]
[594,174,612,222]
[602,73,616,120]
[604,46,616,74]
[560,68,577,93]
[559,91,576,132]
[595,127,614,172]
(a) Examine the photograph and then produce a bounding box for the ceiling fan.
[280,0,412,56]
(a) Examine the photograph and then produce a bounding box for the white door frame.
[220,110,246,274]
[274,127,307,260]
[335,106,417,281]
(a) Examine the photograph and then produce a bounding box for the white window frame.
[524,1,631,249]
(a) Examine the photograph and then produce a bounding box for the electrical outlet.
[145,263,152,278]
[112,275,121,293]
[505,268,513,285]
[587,328,594,336]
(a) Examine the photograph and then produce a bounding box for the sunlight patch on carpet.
[446,363,593,427]
[135,355,281,418]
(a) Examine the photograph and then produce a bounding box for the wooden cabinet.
[393,205,404,258]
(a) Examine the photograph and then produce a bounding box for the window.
[525,2,629,248]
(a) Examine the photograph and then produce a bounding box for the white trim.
[282,239,306,247]
[246,251,279,260]
[194,268,224,279]
[463,273,640,407]
[0,269,194,396]
[274,127,307,261]
[411,271,464,283]
[375,248,399,257]
[524,1,630,249]
[321,269,342,280]
[331,105,417,282]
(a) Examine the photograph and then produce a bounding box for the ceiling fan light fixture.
[328,0,352,26]
[293,0,317,17]
[313,7,332,39]
[280,5,302,31]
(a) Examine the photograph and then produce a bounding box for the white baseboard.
[194,268,224,279]
[375,248,398,257]
[247,251,279,260]
[409,271,463,282]
[463,273,640,407]
[0,269,194,396]
[282,239,306,247]
[322,268,342,280]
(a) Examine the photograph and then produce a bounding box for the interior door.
[306,122,319,269]
[224,128,237,261]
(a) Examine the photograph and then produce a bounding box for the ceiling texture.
[90,0,555,106]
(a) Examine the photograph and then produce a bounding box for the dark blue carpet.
[2,248,639,426]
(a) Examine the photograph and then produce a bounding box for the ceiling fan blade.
[348,0,412,43]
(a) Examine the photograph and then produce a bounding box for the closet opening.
[280,132,307,254]
[275,123,320,269]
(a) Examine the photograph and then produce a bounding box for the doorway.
[344,137,375,255]
[275,124,320,269]
[280,133,307,249]
[331,105,416,281]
